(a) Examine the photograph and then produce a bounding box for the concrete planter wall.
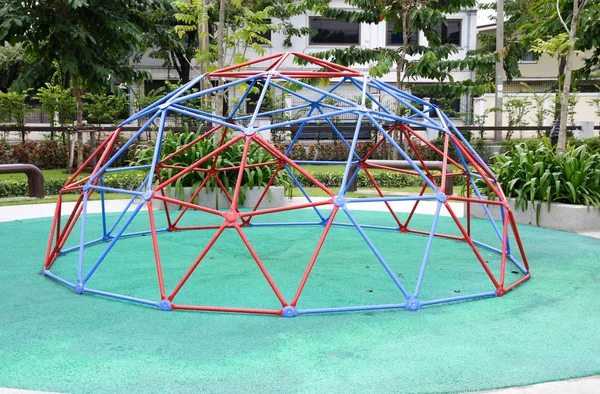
[158,186,285,210]
[470,198,600,233]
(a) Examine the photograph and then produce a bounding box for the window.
[386,22,418,46]
[519,52,536,63]
[436,20,461,46]
[309,17,360,45]
[252,19,272,44]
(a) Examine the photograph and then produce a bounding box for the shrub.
[479,138,600,222]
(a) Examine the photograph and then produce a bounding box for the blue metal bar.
[234,103,311,121]
[315,106,361,162]
[349,77,391,115]
[105,165,152,173]
[169,106,245,131]
[441,111,495,175]
[419,291,497,306]
[372,79,432,106]
[171,104,228,121]
[275,73,358,108]
[342,206,410,299]
[293,160,351,165]
[298,303,407,315]
[61,236,106,255]
[330,222,399,231]
[100,177,107,238]
[76,192,89,284]
[119,228,169,239]
[508,255,529,274]
[91,111,162,183]
[83,202,145,284]
[340,164,361,195]
[89,185,144,196]
[269,81,316,104]
[83,288,160,308]
[257,108,357,132]
[359,75,368,106]
[449,138,504,244]
[413,202,442,297]
[106,175,150,237]
[119,106,160,128]
[372,79,441,127]
[43,270,76,289]
[146,110,168,190]
[249,74,274,128]
[344,195,436,204]
[367,113,440,192]
[231,80,257,117]
[171,73,265,106]
[369,111,446,132]
[248,221,323,227]
[283,165,326,221]
[284,107,319,156]
[339,114,364,194]
[119,75,205,126]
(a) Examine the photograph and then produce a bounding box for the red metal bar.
[447,196,507,206]
[362,167,404,229]
[155,135,244,191]
[442,202,500,289]
[147,200,167,300]
[504,273,531,292]
[154,194,224,218]
[265,52,291,72]
[403,183,428,229]
[171,304,282,315]
[44,194,62,268]
[400,125,435,181]
[230,137,252,208]
[292,52,364,75]
[291,206,339,306]
[402,125,465,170]
[363,162,421,177]
[466,182,471,236]
[63,130,117,186]
[171,174,213,227]
[171,225,223,231]
[159,125,220,164]
[240,199,333,219]
[154,169,173,228]
[405,228,465,242]
[440,132,450,192]
[168,223,228,301]
[213,174,235,208]
[234,224,288,307]
[214,161,279,172]
[507,211,530,272]
[246,165,283,222]
[499,209,510,288]
[209,53,282,74]
[362,124,396,161]
[253,135,335,196]
[160,165,210,173]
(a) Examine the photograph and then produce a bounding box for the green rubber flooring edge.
[1,208,599,394]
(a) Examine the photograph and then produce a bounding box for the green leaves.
[479,138,600,225]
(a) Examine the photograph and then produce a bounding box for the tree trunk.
[72,75,84,172]
[214,0,226,142]
[557,2,581,153]
[554,56,567,119]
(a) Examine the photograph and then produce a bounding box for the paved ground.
[1,200,599,393]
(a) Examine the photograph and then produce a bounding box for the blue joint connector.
[333,196,346,207]
[159,300,172,311]
[406,297,420,311]
[282,306,299,318]
[243,128,258,136]
[436,192,447,203]
[74,283,84,294]
[143,191,154,202]
[83,184,91,192]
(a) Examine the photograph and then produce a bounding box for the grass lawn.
[0,168,68,181]
[0,193,126,207]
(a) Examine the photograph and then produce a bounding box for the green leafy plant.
[132,127,290,205]
[479,138,600,224]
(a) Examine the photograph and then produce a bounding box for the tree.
[0,42,24,91]
[0,90,31,144]
[0,0,159,170]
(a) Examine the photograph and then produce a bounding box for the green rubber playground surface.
[1,208,599,394]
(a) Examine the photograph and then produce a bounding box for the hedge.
[0,173,146,198]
